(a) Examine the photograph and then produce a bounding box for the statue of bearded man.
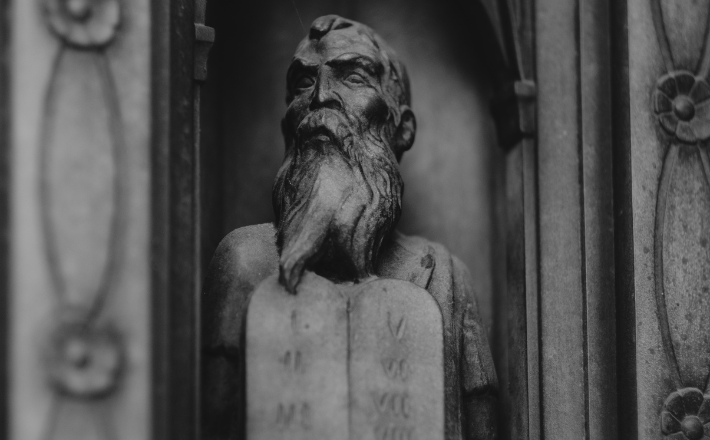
[202,15,498,440]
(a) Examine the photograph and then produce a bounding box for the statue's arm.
[454,257,499,440]
[201,234,248,440]
[201,225,279,440]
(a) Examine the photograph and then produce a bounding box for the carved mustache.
[295,108,354,148]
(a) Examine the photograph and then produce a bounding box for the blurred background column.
[2,0,206,438]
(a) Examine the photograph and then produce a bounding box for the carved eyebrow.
[287,58,318,83]
[325,53,382,76]
[290,57,319,69]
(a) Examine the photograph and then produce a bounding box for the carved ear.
[392,106,416,161]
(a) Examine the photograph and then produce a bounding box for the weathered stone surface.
[246,273,444,440]
[202,14,498,440]
[44,50,117,307]
[10,0,152,437]
[246,273,349,440]
[203,223,497,439]
[350,278,444,440]
[662,145,710,389]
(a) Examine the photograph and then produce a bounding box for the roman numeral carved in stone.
[373,392,411,419]
[382,358,410,381]
[247,273,444,440]
[387,312,407,341]
[280,350,302,373]
[275,402,311,430]
[374,424,414,440]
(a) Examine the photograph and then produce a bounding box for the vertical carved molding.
[486,0,615,438]
[649,1,710,439]
[0,0,9,436]
[477,0,538,438]
[36,0,128,437]
[10,0,152,437]
[151,0,201,438]
[8,0,203,437]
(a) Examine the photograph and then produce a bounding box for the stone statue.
[201,15,498,440]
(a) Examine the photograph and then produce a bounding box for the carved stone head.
[282,15,415,161]
[273,15,417,292]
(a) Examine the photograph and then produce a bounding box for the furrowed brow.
[325,53,382,76]
[287,58,318,83]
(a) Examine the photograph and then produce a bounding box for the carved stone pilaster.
[484,0,616,439]
[9,0,154,438]
[649,1,710,439]
[36,1,129,437]
[611,0,710,438]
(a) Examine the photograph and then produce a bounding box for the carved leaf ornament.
[652,1,710,439]
[38,0,126,437]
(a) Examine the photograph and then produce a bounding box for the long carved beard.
[273,108,403,292]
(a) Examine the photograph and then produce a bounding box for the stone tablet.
[350,278,444,440]
[246,273,444,440]
[246,273,349,440]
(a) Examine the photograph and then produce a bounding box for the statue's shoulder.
[202,224,279,348]
[391,231,450,256]
[378,231,457,289]
[207,223,279,286]
[387,232,484,331]
[217,222,277,253]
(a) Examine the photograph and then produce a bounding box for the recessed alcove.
[200,0,505,336]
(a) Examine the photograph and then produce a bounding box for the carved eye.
[295,76,314,90]
[345,73,366,85]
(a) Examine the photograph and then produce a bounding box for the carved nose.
[310,77,341,110]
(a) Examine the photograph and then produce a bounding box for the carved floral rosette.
[661,388,710,440]
[654,72,710,144]
[38,0,127,438]
[44,0,120,48]
[651,1,710,439]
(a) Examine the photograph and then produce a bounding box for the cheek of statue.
[350,93,390,130]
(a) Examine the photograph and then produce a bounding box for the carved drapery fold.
[651,1,710,439]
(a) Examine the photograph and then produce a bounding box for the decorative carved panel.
[36,0,129,437]
[10,0,152,438]
[650,1,710,439]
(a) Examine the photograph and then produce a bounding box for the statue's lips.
[296,110,349,146]
[299,126,336,144]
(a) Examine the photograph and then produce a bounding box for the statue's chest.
[245,273,445,440]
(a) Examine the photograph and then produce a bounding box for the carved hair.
[272,107,404,289]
